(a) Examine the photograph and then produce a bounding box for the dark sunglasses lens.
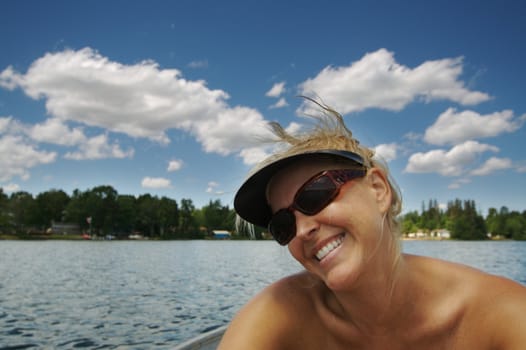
[269,209,296,245]
[295,175,338,214]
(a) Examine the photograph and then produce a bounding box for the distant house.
[212,230,231,240]
[433,229,451,239]
[416,231,427,239]
[50,221,81,235]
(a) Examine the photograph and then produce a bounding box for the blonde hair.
[256,97,402,235]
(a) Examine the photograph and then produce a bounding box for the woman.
[218,101,526,349]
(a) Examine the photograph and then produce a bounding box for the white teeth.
[315,236,344,261]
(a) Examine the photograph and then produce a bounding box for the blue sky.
[1,0,525,215]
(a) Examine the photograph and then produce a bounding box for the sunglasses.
[268,167,367,245]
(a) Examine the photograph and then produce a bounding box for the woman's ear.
[367,168,392,214]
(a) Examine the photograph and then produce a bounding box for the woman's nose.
[294,211,319,241]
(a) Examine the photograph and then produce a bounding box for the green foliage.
[399,198,526,240]
[178,198,199,237]
[158,196,179,238]
[445,200,487,240]
[35,189,70,228]
[1,186,237,239]
[9,191,39,233]
[0,188,10,230]
[401,210,420,234]
[3,188,524,241]
[486,207,526,240]
[115,194,137,234]
[201,199,235,233]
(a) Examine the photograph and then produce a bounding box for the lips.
[315,234,344,261]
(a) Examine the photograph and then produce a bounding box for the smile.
[315,234,345,261]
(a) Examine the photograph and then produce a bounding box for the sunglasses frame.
[268,167,367,245]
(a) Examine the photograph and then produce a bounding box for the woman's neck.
[326,253,420,335]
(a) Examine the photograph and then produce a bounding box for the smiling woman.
[219,98,526,349]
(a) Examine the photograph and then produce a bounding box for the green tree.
[202,199,234,232]
[0,188,10,231]
[505,211,526,240]
[485,207,500,236]
[64,189,88,230]
[9,191,39,233]
[179,198,198,237]
[115,194,137,237]
[83,186,118,235]
[35,189,70,228]
[497,206,513,239]
[400,210,420,234]
[136,194,159,237]
[63,186,119,235]
[447,200,487,240]
[158,196,179,238]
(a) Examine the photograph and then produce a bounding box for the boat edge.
[173,325,227,350]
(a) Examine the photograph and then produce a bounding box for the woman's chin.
[322,265,362,292]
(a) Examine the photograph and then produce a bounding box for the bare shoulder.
[217,272,319,350]
[470,273,526,349]
[426,255,526,349]
[406,254,526,348]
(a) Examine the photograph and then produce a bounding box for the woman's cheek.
[288,239,305,262]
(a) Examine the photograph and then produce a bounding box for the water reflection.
[0,240,524,348]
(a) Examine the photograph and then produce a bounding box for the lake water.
[1,240,525,349]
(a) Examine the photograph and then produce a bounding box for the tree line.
[0,186,237,239]
[400,199,526,240]
[1,186,525,240]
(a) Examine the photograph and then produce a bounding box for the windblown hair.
[253,97,403,235]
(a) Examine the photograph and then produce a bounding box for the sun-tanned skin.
[219,161,526,349]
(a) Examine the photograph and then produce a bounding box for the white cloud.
[187,60,208,69]
[236,120,310,165]
[206,181,225,195]
[1,47,277,183]
[141,177,172,189]
[191,106,273,156]
[265,82,286,97]
[0,116,13,133]
[0,135,57,182]
[403,132,423,142]
[470,157,512,176]
[64,134,134,160]
[2,116,127,158]
[0,116,24,135]
[405,140,499,176]
[0,48,223,143]
[0,66,23,90]
[425,108,524,145]
[206,181,218,190]
[269,97,288,109]
[298,48,490,115]
[0,47,271,158]
[206,181,219,193]
[1,183,20,193]
[28,118,87,146]
[448,178,472,189]
[167,159,183,172]
[239,147,270,165]
[285,122,302,135]
[374,143,398,162]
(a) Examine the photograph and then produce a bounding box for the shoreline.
[1,234,520,242]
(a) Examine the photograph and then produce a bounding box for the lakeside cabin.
[405,229,451,240]
[49,221,81,235]
[212,230,231,240]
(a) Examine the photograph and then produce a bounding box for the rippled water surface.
[1,240,525,349]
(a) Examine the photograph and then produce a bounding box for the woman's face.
[267,160,392,291]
